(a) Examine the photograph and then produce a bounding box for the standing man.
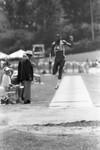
[17,50,33,104]
[51,34,73,89]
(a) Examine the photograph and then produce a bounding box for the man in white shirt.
[1,67,12,91]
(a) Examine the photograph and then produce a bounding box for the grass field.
[65,50,100,62]
[0,50,100,106]
[42,50,100,63]
[0,51,100,150]
[34,50,100,73]
[31,72,100,107]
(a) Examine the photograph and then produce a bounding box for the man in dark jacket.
[17,50,33,104]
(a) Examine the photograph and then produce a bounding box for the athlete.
[50,33,73,89]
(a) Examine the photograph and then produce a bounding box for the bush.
[0,29,35,54]
[67,38,100,55]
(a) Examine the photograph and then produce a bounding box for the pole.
[90,0,95,41]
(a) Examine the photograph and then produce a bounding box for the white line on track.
[49,75,93,108]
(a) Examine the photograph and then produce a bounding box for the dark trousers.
[23,81,31,102]
[53,59,65,79]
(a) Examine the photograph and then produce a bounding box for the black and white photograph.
[0,0,100,149]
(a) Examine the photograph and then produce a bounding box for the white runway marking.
[49,76,93,108]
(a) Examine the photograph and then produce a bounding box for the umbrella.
[8,49,25,59]
[0,52,8,60]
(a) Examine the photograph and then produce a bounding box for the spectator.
[48,54,52,74]
[1,67,12,91]
[85,59,90,73]
[17,51,33,104]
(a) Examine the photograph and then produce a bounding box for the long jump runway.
[49,75,94,108]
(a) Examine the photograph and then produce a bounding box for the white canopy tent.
[8,49,26,59]
[0,52,8,60]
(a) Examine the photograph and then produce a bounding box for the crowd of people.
[0,50,33,104]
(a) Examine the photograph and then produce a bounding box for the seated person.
[1,67,12,91]
[1,67,23,104]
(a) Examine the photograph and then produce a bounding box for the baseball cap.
[3,67,11,72]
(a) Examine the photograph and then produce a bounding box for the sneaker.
[24,100,31,104]
[55,84,59,89]
[1,99,5,104]
[17,98,24,104]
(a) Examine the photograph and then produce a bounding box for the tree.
[31,0,63,48]
[94,0,100,22]
[60,0,98,40]
[61,0,91,24]
[1,0,34,29]
[0,0,64,50]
